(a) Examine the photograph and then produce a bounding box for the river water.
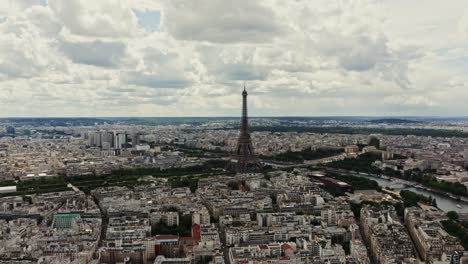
[348,173,468,213]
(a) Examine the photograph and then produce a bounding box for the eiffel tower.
[228,84,262,173]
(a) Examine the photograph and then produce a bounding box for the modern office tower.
[117,133,127,149]
[113,131,118,149]
[87,132,95,147]
[228,84,262,173]
[131,133,140,147]
[101,132,114,149]
[93,132,102,148]
[102,142,111,150]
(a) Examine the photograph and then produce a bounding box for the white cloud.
[25,6,62,37]
[460,13,468,39]
[0,0,44,17]
[0,0,468,117]
[0,12,64,79]
[48,0,138,38]
[59,39,127,67]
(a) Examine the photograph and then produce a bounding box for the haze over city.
[1,0,468,117]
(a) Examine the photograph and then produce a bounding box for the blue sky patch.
[133,9,161,32]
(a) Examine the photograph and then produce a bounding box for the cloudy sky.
[1,0,468,117]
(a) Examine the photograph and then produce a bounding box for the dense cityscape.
[2,0,468,263]
[0,89,467,264]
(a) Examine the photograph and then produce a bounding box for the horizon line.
[1,115,468,119]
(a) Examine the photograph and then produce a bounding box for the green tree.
[447,211,459,221]
[228,181,239,190]
[441,220,468,250]
[400,190,432,207]
[165,206,179,212]
[368,137,380,149]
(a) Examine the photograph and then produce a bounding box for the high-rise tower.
[228,84,261,173]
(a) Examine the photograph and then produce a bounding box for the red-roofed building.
[155,235,179,240]
[192,224,200,242]
[259,245,269,250]
[239,182,247,192]
[154,235,179,257]
[281,244,294,257]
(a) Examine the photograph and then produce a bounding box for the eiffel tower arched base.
[226,156,262,174]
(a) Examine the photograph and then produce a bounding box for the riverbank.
[325,168,468,213]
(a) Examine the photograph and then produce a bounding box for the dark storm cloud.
[161,0,284,43]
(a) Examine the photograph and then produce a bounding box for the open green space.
[0,160,229,197]
[72,159,228,193]
[3,177,72,197]
[261,147,344,163]
[172,145,229,158]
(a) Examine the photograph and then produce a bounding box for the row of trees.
[250,126,468,138]
[168,177,200,193]
[399,190,437,207]
[400,170,468,197]
[326,152,382,174]
[0,160,229,197]
[261,147,344,163]
[1,176,72,197]
[172,145,229,158]
[112,159,228,178]
[327,172,381,191]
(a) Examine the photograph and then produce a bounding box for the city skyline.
[1,0,468,117]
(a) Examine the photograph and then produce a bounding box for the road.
[92,194,108,247]
[66,183,80,192]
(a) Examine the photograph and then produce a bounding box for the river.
[346,172,468,213]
